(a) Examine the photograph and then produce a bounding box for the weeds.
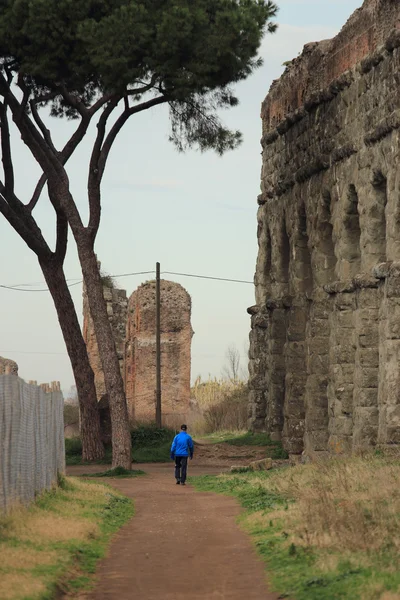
[191,456,400,599]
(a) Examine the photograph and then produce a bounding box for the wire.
[162,271,253,284]
[112,270,154,279]
[0,281,83,292]
[0,350,66,355]
[0,271,155,292]
[0,268,253,292]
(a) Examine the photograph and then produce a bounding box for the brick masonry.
[83,279,192,425]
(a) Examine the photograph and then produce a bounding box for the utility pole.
[155,262,162,427]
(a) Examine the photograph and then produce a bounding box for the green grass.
[82,467,146,478]
[66,424,176,466]
[0,474,133,599]
[190,469,400,600]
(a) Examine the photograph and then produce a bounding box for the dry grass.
[191,376,248,432]
[0,573,46,600]
[191,376,235,408]
[0,547,58,570]
[265,455,400,553]
[0,476,133,600]
[193,454,400,599]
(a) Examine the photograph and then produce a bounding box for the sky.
[0,0,363,394]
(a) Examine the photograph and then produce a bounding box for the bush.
[65,437,83,456]
[65,425,176,465]
[203,384,248,432]
[63,402,79,426]
[131,424,175,447]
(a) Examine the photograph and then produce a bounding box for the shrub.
[131,424,175,447]
[65,437,83,456]
[203,384,248,432]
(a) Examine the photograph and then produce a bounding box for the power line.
[0,280,83,292]
[0,271,155,292]
[1,268,253,292]
[0,350,66,355]
[162,271,253,284]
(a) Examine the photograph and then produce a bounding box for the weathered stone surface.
[0,356,18,375]
[249,0,400,457]
[83,274,192,426]
[125,280,193,425]
[83,274,128,400]
[248,457,273,471]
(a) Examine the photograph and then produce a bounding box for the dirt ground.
[190,441,272,466]
[68,450,280,600]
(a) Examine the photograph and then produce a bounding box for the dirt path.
[68,463,279,600]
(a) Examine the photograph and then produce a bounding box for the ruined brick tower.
[83,282,128,399]
[125,281,193,424]
[83,278,192,424]
[249,0,400,459]
[0,357,18,375]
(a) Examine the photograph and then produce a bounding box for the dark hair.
[181,424,187,430]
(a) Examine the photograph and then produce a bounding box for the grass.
[66,424,176,466]
[199,430,289,459]
[82,467,145,478]
[190,455,400,600]
[0,474,133,599]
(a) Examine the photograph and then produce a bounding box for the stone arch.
[296,202,313,294]
[371,170,388,263]
[342,184,361,277]
[319,191,337,283]
[255,209,272,304]
[277,215,290,285]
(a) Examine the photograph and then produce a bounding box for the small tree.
[222,344,241,383]
[0,0,278,468]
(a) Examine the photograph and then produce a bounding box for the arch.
[343,184,361,275]
[297,203,313,293]
[371,170,387,263]
[319,191,337,283]
[264,226,272,282]
[278,216,290,284]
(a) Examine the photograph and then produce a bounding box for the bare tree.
[222,344,241,383]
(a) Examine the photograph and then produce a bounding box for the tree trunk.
[74,238,132,469]
[40,256,105,462]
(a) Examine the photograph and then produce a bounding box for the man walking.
[170,424,194,485]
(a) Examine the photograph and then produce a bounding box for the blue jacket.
[170,431,194,458]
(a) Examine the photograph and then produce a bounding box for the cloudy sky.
[0,0,363,393]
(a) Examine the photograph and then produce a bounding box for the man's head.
[181,424,187,431]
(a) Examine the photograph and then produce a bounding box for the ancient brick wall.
[82,282,128,400]
[249,0,400,459]
[83,278,192,425]
[125,280,193,425]
[0,357,18,375]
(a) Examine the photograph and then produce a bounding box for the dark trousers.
[175,456,188,483]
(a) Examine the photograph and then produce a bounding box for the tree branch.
[28,113,91,212]
[0,190,51,257]
[0,100,15,196]
[30,99,58,155]
[86,94,168,242]
[55,209,68,263]
[17,74,31,117]
[99,95,168,179]
[0,72,64,181]
[57,83,89,118]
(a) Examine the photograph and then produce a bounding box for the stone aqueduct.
[248,0,400,458]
